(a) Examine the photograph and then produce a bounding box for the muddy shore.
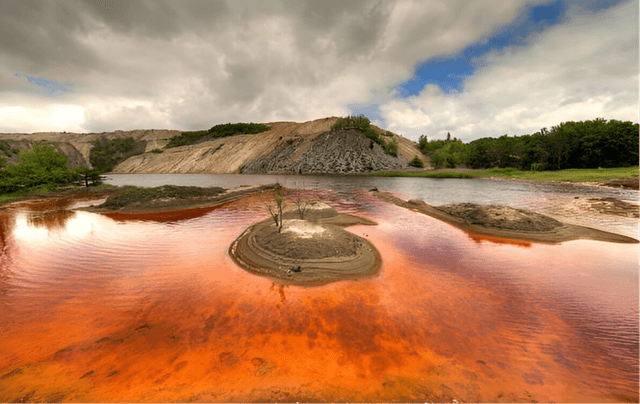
[372,191,638,244]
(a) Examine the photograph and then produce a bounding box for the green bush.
[0,146,78,193]
[386,139,398,157]
[331,115,371,131]
[409,155,424,168]
[149,148,163,154]
[166,123,271,148]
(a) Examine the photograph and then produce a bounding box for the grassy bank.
[100,185,225,209]
[0,183,117,206]
[370,166,639,182]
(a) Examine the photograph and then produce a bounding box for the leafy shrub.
[0,146,78,193]
[89,137,147,172]
[166,123,271,148]
[409,155,424,168]
[386,139,398,157]
[149,148,163,154]
[331,115,372,131]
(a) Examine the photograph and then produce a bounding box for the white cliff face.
[0,118,429,173]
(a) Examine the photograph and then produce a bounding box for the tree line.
[419,118,639,170]
[166,122,272,148]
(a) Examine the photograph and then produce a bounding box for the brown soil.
[571,197,639,218]
[229,202,381,286]
[596,177,639,190]
[372,192,638,244]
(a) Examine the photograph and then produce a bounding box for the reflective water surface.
[0,177,637,402]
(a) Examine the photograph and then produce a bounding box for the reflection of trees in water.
[0,213,16,304]
[26,209,76,231]
[0,213,15,249]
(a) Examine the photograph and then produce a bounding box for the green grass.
[100,185,226,209]
[368,166,639,181]
[0,183,117,206]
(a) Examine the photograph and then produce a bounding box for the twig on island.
[265,195,286,233]
[293,180,309,220]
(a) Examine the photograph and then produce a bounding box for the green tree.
[409,155,424,168]
[74,167,106,187]
[0,146,77,192]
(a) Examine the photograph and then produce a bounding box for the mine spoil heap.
[229,202,381,286]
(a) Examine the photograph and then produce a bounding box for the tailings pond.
[0,174,637,402]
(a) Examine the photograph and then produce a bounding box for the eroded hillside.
[0,118,429,174]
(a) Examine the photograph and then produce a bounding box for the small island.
[229,202,381,286]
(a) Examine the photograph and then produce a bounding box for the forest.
[419,118,639,170]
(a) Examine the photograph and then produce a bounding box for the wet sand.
[372,191,639,244]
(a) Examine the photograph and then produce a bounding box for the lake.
[0,174,637,402]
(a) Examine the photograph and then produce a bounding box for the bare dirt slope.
[113,117,427,174]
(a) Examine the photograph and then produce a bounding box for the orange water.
[0,191,637,402]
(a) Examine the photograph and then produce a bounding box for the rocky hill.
[0,117,429,174]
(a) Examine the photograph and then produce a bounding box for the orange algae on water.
[0,193,638,402]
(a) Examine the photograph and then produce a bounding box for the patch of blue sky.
[393,0,625,98]
[347,102,384,123]
[13,73,72,97]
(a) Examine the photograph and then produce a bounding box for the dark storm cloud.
[1,0,634,137]
[0,0,229,70]
[80,0,230,37]
[0,1,99,70]
[285,0,394,57]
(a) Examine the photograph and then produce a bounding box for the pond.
[0,175,637,402]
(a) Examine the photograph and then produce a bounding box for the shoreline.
[2,181,636,245]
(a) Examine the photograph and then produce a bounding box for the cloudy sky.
[1,0,637,142]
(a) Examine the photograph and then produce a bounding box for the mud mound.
[229,202,380,286]
[598,177,639,190]
[435,203,563,232]
[572,197,639,218]
[255,220,362,259]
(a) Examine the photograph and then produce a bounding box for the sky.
[1,0,637,142]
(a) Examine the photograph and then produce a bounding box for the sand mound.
[434,203,563,232]
[229,203,380,286]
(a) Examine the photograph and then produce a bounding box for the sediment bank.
[372,191,639,244]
